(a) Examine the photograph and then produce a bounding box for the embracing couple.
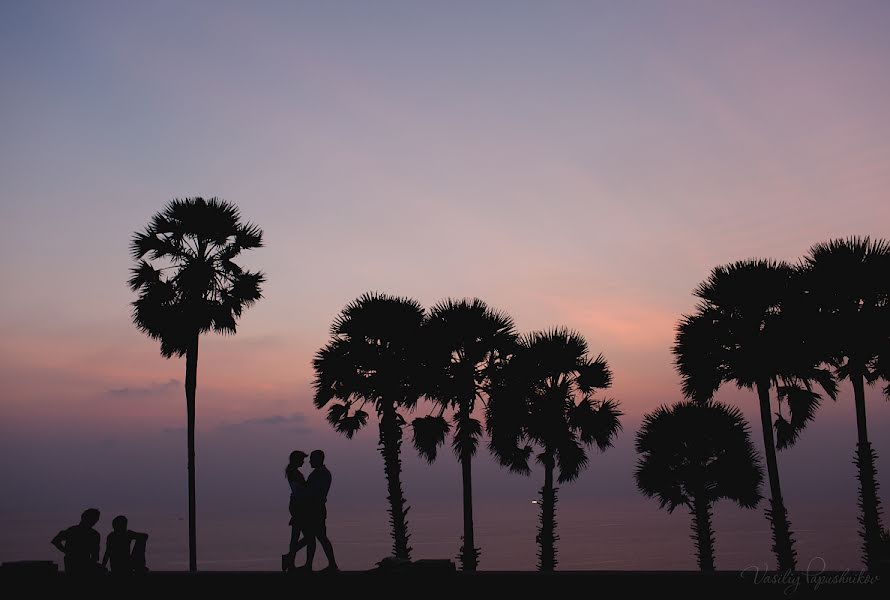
[282,449,338,572]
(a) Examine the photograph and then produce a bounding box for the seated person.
[102,515,149,573]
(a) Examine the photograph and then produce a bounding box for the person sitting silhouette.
[102,515,149,574]
[51,508,102,574]
[281,450,309,571]
[298,450,338,572]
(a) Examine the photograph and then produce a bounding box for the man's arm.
[90,531,100,563]
[101,535,111,568]
[307,469,332,501]
[306,472,323,501]
[50,530,67,554]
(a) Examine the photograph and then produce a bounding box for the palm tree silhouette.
[128,197,265,571]
[674,260,836,571]
[313,292,425,560]
[487,328,622,571]
[635,401,763,571]
[802,237,889,569]
[411,298,517,571]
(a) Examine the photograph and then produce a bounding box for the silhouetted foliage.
[129,197,264,571]
[802,237,889,570]
[487,328,621,571]
[635,401,763,571]
[313,293,425,560]
[411,298,517,570]
[673,259,836,571]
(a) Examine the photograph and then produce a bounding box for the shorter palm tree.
[635,401,763,571]
[411,298,517,571]
[313,292,426,560]
[487,328,622,571]
[802,237,889,569]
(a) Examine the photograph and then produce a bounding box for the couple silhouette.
[282,449,338,572]
[51,509,148,574]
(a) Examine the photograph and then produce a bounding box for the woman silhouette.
[281,450,308,571]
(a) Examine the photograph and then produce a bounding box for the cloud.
[216,413,311,434]
[108,379,181,398]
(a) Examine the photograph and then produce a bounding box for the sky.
[1,0,889,570]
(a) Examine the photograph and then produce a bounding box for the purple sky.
[1,1,889,570]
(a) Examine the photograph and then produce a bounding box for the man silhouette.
[51,508,102,574]
[300,450,338,572]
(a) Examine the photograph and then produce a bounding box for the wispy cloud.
[108,379,181,398]
[217,413,311,434]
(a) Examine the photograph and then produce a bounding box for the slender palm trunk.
[851,370,884,570]
[379,403,411,560]
[690,495,715,571]
[538,450,558,571]
[757,379,797,571]
[184,332,199,572]
[457,408,478,570]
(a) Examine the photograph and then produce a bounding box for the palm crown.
[412,298,517,461]
[674,260,836,447]
[489,328,622,482]
[802,237,890,383]
[313,292,426,432]
[635,401,763,511]
[129,197,265,356]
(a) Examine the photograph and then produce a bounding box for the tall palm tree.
[313,292,425,560]
[802,237,890,569]
[129,197,265,571]
[635,401,763,571]
[673,259,836,571]
[411,298,517,571]
[487,328,622,571]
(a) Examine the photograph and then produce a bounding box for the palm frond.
[411,415,450,463]
[572,398,623,451]
[774,384,823,450]
[673,310,724,402]
[576,354,612,392]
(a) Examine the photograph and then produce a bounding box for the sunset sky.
[2,1,889,570]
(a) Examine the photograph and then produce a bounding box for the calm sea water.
[0,496,865,571]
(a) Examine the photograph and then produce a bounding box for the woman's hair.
[285,450,306,480]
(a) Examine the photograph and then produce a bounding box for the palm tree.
[487,328,622,571]
[129,197,265,571]
[635,401,763,571]
[313,292,425,560]
[801,237,890,569]
[411,298,517,571]
[673,259,836,571]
